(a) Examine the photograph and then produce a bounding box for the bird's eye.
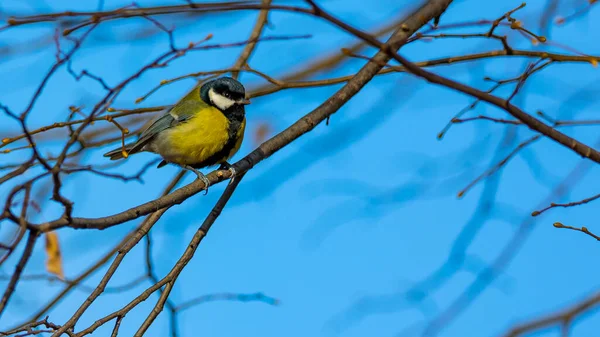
[224,92,230,98]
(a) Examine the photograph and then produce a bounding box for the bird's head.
[200,77,251,111]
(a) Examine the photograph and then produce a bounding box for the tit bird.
[103,77,250,189]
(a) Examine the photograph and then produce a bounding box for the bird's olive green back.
[168,85,210,122]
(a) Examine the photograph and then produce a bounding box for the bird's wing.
[125,111,174,154]
[103,106,174,159]
[168,97,208,123]
[128,95,209,154]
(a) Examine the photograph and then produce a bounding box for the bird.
[103,76,250,190]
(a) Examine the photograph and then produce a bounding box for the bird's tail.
[103,143,137,160]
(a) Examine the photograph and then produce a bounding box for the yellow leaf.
[45,232,64,280]
[590,59,598,68]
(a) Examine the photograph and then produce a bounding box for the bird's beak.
[240,98,251,105]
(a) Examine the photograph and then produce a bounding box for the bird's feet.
[183,165,210,195]
[218,162,237,183]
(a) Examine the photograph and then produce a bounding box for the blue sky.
[1,0,600,336]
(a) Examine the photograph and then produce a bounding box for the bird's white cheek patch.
[209,88,235,111]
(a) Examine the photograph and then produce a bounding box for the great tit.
[103,77,251,188]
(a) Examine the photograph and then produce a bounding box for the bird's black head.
[200,77,251,111]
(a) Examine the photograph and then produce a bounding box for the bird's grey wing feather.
[103,98,206,159]
[168,98,206,122]
[127,111,176,154]
[128,101,202,154]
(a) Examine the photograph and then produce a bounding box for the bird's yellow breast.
[161,106,231,166]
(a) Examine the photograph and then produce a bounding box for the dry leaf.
[45,232,64,280]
